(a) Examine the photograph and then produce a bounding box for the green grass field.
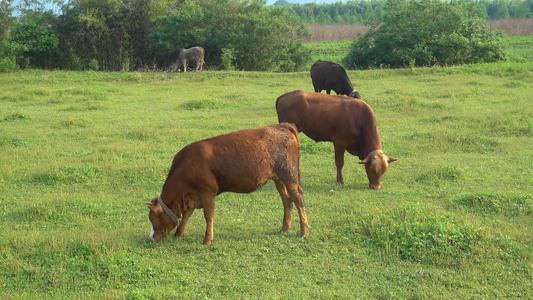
[1,52,532,297]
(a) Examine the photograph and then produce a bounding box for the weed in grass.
[0,136,27,147]
[2,113,29,121]
[416,166,464,184]
[358,202,483,266]
[182,99,224,110]
[491,234,532,262]
[59,118,92,128]
[451,135,499,154]
[2,94,31,102]
[454,192,532,217]
[30,165,100,185]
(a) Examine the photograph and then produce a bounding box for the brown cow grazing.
[310,60,361,99]
[146,123,309,245]
[276,90,397,189]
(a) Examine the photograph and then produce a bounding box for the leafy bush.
[8,17,61,69]
[0,41,19,72]
[343,0,508,69]
[151,0,310,71]
[221,47,236,71]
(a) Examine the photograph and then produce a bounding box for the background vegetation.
[2,0,532,72]
[1,0,310,72]
[150,0,310,71]
[1,38,532,298]
[342,0,508,69]
[276,0,533,23]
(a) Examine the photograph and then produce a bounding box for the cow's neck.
[160,186,181,217]
[359,125,382,160]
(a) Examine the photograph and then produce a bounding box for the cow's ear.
[146,198,162,213]
[359,155,374,164]
[387,156,398,163]
[359,156,368,164]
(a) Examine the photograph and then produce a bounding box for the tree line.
[1,0,510,72]
[274,0,533,24]
[0,0,310,72]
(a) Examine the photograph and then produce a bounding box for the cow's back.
[277,90,364,142]
[310,60,354,96]
[166,123,299,195]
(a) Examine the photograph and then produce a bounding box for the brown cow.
[276,90,397,189]
[146,123,309,245]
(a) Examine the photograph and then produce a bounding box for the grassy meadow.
[1,43,532,298]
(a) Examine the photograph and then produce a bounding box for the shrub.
[343,0,508,69]
[221,47,235,71]
[0,41,20,72]
[151,0,310,71]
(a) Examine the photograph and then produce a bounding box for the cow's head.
[349,90,361,99]
[359,150,397,190]
[146,197,178,241]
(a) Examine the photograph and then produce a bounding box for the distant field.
[1,58,532,297]
[506,36,533,62]
[304,36,533,68]
[306,19,533,42]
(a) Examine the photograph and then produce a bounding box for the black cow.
[310,60,361,99]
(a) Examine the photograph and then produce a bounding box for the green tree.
[57,0,129,70]
[0,0,15,43]
[343,0,507,69]
[0,0,17,72]
[273,0,289,5]
[9,18,61,69]
[497,3,510,19]
[151,0,310,71]
[5,1,61,69]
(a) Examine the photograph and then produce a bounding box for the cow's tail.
[292,125,301,186]
[199,47,205,66]
[280,122,301,186]
[284,122,299,142]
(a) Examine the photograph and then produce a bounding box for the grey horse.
[171,46,205,72]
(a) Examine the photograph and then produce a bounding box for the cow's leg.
[284,181,309,237]
[273,179,293,233]
[200,193,215,245]
[195,59,201,71]
[182,60,187,72]
[174,208,195,238]
[333,141,346,184]
[326,89,331,94]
